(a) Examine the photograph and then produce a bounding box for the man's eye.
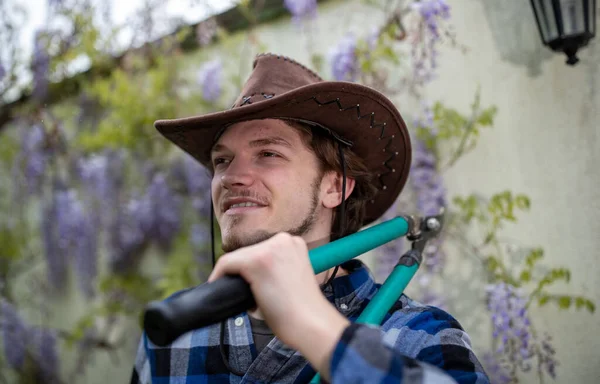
[261,151,278,158]
[213,158,229,166]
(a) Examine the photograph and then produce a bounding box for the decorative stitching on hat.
[301,96,387,139]
[241,96,253,106]
[297,95,401,199]
[262,93,275,99]
[255,53,323,81]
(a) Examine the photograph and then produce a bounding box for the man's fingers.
[207,232,308,283]
[207,248,251,282]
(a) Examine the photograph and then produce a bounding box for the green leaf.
[0,130,19,166]
[573,296,596,313]
[535,294,594,313]
[586,300,596,313]
[515,195,531,210]
[99,273,159,304]
[310,53,324,73]
[535,268,571,295]
[65,312,96,348]
[486,257,500,274]
[525,248,544,269]
[519,270,531,283]
[476,106,498,126]
[0,226,25,261]
[558,296,572,309]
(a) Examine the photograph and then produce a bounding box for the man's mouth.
[230,202,261,208]
[223,199,267,215]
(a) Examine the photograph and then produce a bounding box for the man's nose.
[220,157,255,189]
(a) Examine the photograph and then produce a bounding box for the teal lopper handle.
[308,216,409,273]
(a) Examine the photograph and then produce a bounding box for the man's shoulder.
[376,295,472,358]
[381,294,466,335]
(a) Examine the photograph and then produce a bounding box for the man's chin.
[221,229,275,252]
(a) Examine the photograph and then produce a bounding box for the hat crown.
[232,53,323,108]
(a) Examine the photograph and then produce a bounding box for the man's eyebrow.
[211,136,293,154]
[248,136,293,148]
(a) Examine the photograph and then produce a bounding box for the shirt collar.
[321,259,379,316]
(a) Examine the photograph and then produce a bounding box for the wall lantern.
[530,0,596,65]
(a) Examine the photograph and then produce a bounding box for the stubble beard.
[221,176,321,253]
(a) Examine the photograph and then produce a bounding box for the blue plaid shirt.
[131,260,489,383]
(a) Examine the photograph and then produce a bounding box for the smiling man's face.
[211,119,328,252]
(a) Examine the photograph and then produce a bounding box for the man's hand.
[207,232,349,379]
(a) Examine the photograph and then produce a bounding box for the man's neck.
[305,235,330,250]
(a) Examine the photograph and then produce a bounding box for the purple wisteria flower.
[540,333,558,379]
[197,59,222,102]
[410,139,446,216]
[366,27,380,51]
[177,154,211,215]
[32,30,50,101]
[171,155,212,276]
[410,0,451,83]
[109,170,182,271]
[284,0,318,23]
[108,198,147,273]
[48,183,99,296]
[413,102,436,135]
[486,283,533,358]
[71,210,99,297]
[411,0,451,38]
[482,353,512,384]
[0,299,28,370]
[41,188,68,290]
[329,34,360,82]
[19,124,49,195]
[77,150,125,227]
[170,155,210,195]
[142,173,182,251]
[29,327,59,382]
[376,199,404,281]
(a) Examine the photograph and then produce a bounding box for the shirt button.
[235,317,244,326]
[340,304,348,310]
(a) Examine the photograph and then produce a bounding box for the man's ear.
[322,171,356,209]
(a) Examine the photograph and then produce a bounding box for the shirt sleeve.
[130,335,152,384]
[329,320,490,384]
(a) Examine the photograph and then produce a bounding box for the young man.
[131,53,489,383]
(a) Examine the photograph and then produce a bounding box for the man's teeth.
[229,202,260,209]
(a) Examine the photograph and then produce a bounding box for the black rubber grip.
[143,275,255,346]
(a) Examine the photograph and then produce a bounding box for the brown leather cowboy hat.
[155,53,412,226]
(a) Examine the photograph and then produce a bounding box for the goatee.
[221,177,321,252]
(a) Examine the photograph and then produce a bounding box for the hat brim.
[155,81,411,225]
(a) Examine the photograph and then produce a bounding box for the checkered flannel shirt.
[131,260,489,383]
